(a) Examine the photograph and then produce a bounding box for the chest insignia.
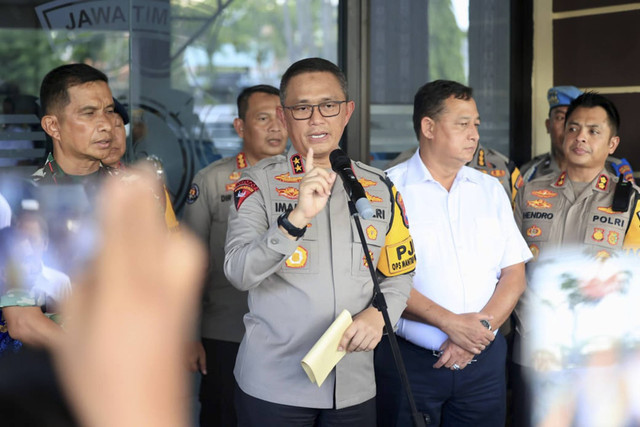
[596,174,609,191]
[229,171,241,181]
[531,189,557,198]
[186,183,199,204]
[526,225,542,237]
[285,246,308,268]
[225,183,236,191]
[366,225,378,240]
[529,244,539,260]
[595,250,611,260]
[592,228,605,242]
[597,206,620,214]
[366,191,383,203]
[607,231,619,246]
[359,177,377,188]
[363,250,374,268]
[274,172,302,183]
[291,154,305,174]
[276,187,299,199]
[490,169,506,178]
[527,199,552,209]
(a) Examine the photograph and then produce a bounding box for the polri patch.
[286,246,308,268]
[234,179,259,210]
[186,183,199,204]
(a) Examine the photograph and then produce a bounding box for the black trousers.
[199,338,240,427]
[375,334,507,426]
[235,384,376,427]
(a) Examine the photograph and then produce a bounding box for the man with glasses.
[224,57,415,426]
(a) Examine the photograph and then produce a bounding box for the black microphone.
[330,149,374,219]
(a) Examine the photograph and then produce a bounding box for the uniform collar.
[551,168,614,193]
[405,149,479,187]
[235,152,249,169]
[39,152,114,185]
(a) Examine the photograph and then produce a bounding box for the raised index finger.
[305,147,314,171]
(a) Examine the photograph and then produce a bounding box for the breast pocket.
[350,218,386,277]
[471,217,506,267]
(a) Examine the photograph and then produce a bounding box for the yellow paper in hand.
[301,309,353,387]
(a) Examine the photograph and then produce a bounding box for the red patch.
[396,192,409,228]
[234,179,259,210]
[515,175,524,189]
[291,154,304,174]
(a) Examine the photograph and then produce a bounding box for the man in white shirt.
[375,80,532,426]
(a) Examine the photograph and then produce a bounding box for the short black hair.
[565,91,620,136]
[412,80,473,140]
[39,63,108,115]
[236,85,280,120]
[279,57,347,105]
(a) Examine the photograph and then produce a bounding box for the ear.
[545,118,551,134]
[276,106,286,126]
[342,100,356,125]
[608,135,620,155]
[233,118,244,139]
[41,115,60,141]
[421,116,435,140]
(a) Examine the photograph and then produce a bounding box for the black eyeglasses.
[283,100,347,120]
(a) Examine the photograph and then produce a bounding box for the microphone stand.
[348,200,426,427]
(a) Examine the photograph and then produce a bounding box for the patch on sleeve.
[396,192,409,228]
[186,183,199,204]
[378,236,416,276]
[234,179,259,210]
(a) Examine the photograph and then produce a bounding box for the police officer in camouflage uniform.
[511,92,640,427]
[224,58,415,426]
[182,84,287,426]
[387,142,522,202]
[521,86,635,183]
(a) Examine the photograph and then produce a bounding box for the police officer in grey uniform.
[387,142,522,202]
[521,86,635,183]
[182,85,287,426]
[512,92,640,427]
[224,58,415,426]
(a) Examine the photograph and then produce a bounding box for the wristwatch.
[277,209,307,239]
[480,319,492,331]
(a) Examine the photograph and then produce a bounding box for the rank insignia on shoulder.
[236,152,247,169]
[596,174,609,191]
[186,183,199,204]
[234,179,259,210]
[554,172,566,187]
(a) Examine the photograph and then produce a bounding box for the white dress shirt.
[386,150,531,350]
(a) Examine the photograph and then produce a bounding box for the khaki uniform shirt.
[513,168,640,364]
[224,147,415,409]
[182,153,251,342]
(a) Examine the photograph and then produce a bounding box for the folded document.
[301,309,353,386]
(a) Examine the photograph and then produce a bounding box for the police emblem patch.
[396,192,409,228]
[186,183,199,204]
[286,246,308,268]
[526,225,542,237]
[592,228,605,242]
[366,225,378,240]
[236,152,247,169]
[607,231,619,246]
[234,179,259,210]
[229,171,241,180]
